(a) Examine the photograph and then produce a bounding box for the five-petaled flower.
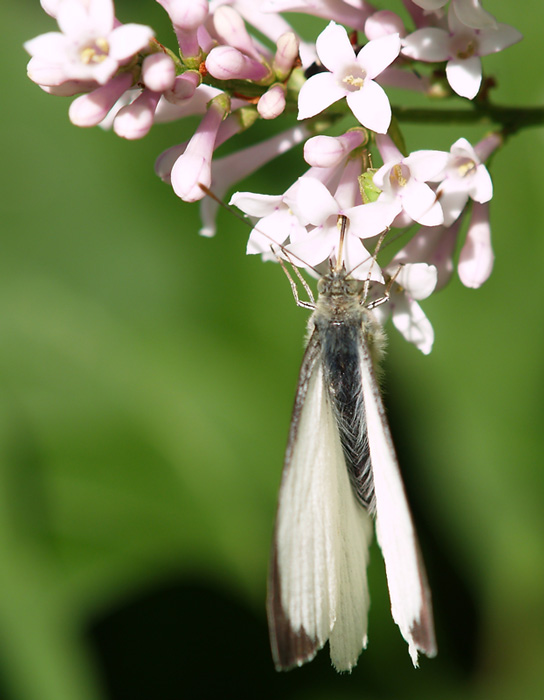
[402,6,522,99]
[25,0,154,87]
[298,21,401,133]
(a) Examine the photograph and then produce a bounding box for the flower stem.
[393,103,544,136]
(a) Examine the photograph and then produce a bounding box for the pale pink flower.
[409,0,497,29]
[24,0,154,86]
[298,22,400,134]
[458,201,493,288]
[283,166,392,275]
[230,190,308,260]
[372,263,437,354]
[373,135,448,227]
[435,137,493,226]
[393,220,461,291]
[401,6,522,99]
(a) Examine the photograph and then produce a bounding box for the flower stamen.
[81,38,110,65]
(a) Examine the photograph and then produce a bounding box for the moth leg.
[276,252,315,309]
[367,264,404,310]
[361,229,389,304]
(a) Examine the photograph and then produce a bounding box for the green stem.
[393,103,544,135]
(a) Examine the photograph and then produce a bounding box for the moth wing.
[268,332,373,672]
[359,339,437,664]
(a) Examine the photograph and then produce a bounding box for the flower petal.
[401,28,450,62]
[346,79,391,133]
[230,192,284,217]
[316,21,356,73]
[343,236,384,282]
[437,181,470,226]
[394,263,437,300]
[286,227,336,267]
[292,177,339,226]
[404,150,450,182]
[446,56,482,99]
[391,294,435,354]
[357,33,401,79]
[297,71,346,120]
[478,23,523,56]
[402,181,443,226]
[346,201,399,238]
[453,0,497,29]
[109,24,154,60]
[469,165,493,202]
[171,153,210,201]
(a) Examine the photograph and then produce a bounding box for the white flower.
[410,0,497,29]
[401,6,522,99]
[436,137,493,226]
[298,21,400,133]
[372,263,437,354]
[24,0,153,86]
[284,174,390,276]
[373,135,448,227]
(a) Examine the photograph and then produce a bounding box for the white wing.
[268,340,373,672]
[360,343,436,665]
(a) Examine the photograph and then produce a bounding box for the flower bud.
[142,53,176,92]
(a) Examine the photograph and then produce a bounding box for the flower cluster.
[25,0,523,353]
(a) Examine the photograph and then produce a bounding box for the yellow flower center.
[80,37,110,65]
[343,74,364,89]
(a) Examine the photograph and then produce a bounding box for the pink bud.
[164,71,201,104]
[273,32,300,80]
[205,46,269,81]
[171,97,229,202]
[142,53,176,92]
[114,89,161,140]
[212,5,261,61]
[156,0,208,30]
[458,202,494,288]
[257,84,286,119]
[304,130,365,168]
[365,11,406,40]
[69,73,133,127]
[474,132,502,163]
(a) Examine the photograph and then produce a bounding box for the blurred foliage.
[1,1,544,699]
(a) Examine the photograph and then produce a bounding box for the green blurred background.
[2,1,544,699]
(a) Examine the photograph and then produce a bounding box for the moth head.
[318,267,360,298]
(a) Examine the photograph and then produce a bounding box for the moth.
[267,219,436,672]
